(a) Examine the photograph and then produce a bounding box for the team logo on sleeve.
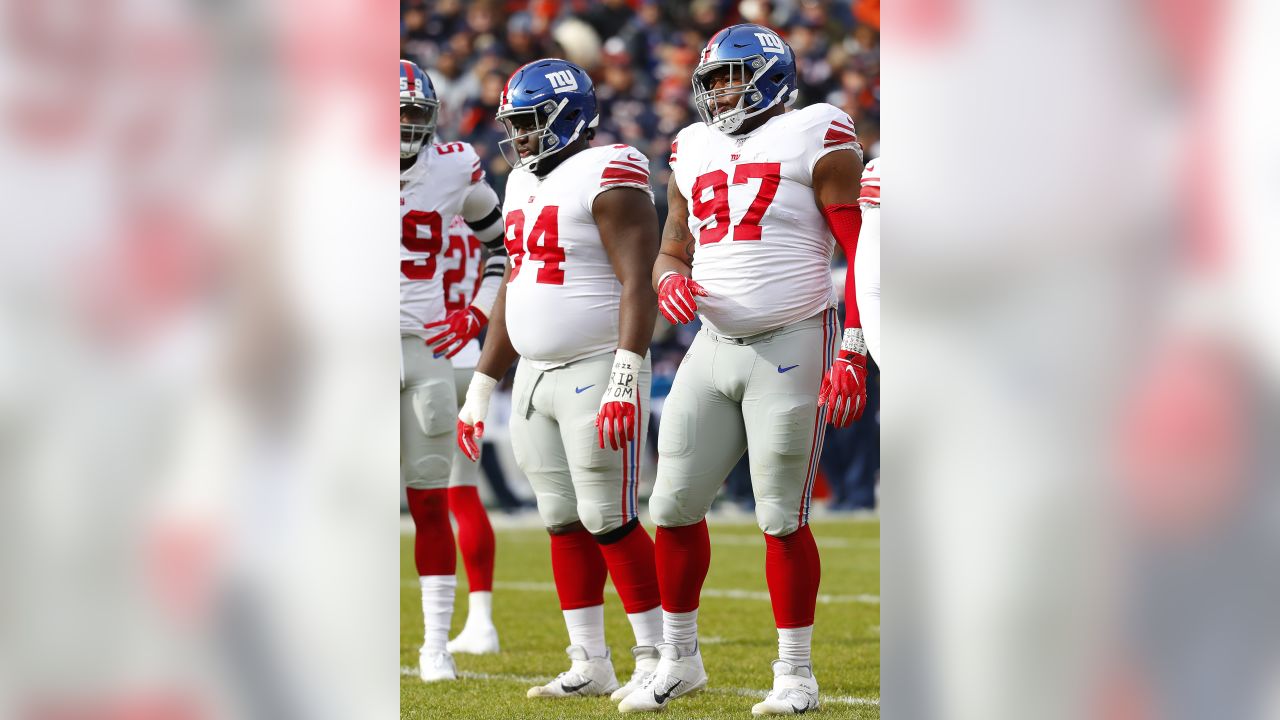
[755,32,786,53]
[546,70,579,94]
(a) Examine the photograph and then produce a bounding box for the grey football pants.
[650,308,839,536]
[401,336,457,490]
[509,351,652,535]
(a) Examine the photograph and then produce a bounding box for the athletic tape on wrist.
[841,327,867,356]
[604,349,644,402]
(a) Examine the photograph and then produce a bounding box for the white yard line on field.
[707,534,879,549]
[401,579,879,605]
[399,666,879,707]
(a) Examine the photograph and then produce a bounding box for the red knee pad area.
[549,528,608,610]
[406,488,456,577]
[655,520,711,613]
[447,486,495,592]
[764,524,822,628]
[597,523,661,614]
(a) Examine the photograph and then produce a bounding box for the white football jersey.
[670,103,862,337]
[860,157,880,209]
[400,140,485,337]
[440,214,484,368]
[502,144,654,370]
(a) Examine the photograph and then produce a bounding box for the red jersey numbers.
[442,233,482,311]
[690,162,782,245]
[401,210,443,279]
[504,206,565,285]
[691,170,731,244]
[435,142,465,155]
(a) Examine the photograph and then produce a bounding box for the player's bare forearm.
[474,268,520,379]
[594,187,660,355]
[653,175,694,289]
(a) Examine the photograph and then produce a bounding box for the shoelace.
[766,687,815,703]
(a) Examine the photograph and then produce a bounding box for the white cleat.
[617,642,708,713]
[610,645,661,703]
[418,650,457,683]
[526,645,620,698]
[751,660,820,715]
[446,623,500,655]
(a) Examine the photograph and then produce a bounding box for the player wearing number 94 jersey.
[619,25,866,715]
[454,59,666,706]
[399,59,508,684]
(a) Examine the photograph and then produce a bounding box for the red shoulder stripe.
[602,167,649,185]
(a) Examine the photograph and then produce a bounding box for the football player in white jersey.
[434,216,502,655]
[856,158,880,366]
[618,26,868,715]
[399,59,507,683]
[454,59,665,704]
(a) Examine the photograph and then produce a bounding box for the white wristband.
[459,372,499,425]
[840,327,868,356]
[657,271,680,288]
[601,349,644,405]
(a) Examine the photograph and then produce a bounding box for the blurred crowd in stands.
[403,0,880,511]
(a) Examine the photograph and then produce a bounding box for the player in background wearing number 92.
[619,25,867,715]
[399,59,507,684]
[454,59,666,705]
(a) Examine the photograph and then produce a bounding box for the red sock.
[764,524,822,628]
[596,521,661,614]
[655,520,711,613]
[448,486,495,592]
[550,527,608,610]
[406,488,455,577]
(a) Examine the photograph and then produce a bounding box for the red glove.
[456,373,497,461]
[597,402,636,451]
[657,271,708,325]
[596,349,643,450]
[457,419,484,462]
[818,328,869,427]
[424,305,487,359]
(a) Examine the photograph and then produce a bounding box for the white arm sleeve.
[461,181,501,232]
[854,206,880,367]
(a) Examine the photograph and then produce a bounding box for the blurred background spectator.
[404,0,879,512]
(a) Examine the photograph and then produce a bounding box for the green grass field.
[401,517,879,718]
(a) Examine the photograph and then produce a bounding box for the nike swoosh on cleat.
[575,384,595,394]
[778,364,799,373]
[653,679,682,704]
[560,679,592,693]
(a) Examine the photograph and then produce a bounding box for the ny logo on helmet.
[546,70,579,94]
[755,32,786,54]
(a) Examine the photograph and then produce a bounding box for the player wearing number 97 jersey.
[620,25,865,715]
[453,58,666,705]
[399,59,507,684]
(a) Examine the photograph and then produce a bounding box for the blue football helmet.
[692,24,798,134]
[496,59,599,171]
[400,59,438,158]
